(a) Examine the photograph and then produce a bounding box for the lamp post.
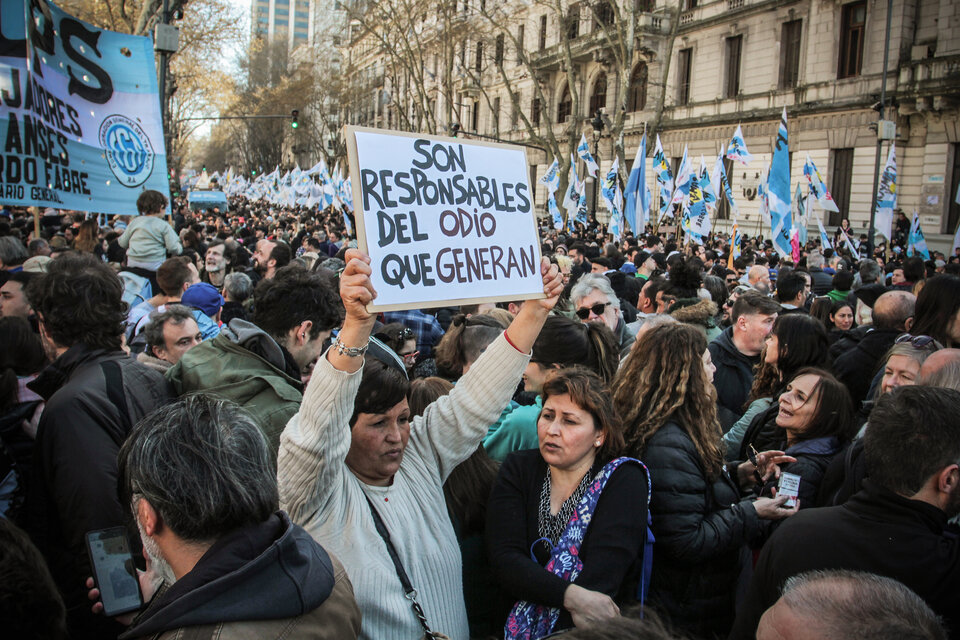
[591,110,604,218]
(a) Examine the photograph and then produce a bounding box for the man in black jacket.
[833,290,915,404]
[23,253,171,639]
[730,386,960,639]
[708,292,780,431]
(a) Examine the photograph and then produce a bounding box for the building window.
[589,72,607,116]
[539,15,548,50]
[557,84,572,123]
[566,5,579,40]
[628,63,648,111]
[495,34,505,66]
[460,41,466,66]
[779,19,802,89]
[634,0,653,10]
[724,36,742,98]
[595,1,615,28]
[472,100,480,131]
[475,40,483,71]
[677,48,692,105]
[829,148,854,227]
[517,25,525,64]
[511,92,520,128]
[532,96,542,126]
[838,1,865,79]
[492,96,500,132]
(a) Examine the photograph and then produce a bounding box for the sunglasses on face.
[575,302,610,320]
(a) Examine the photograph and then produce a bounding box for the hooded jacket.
[670,299,721,342]
[121,512,361,640]
[708,327,760,433]
[166,319,303,461]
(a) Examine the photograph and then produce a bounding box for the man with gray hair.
[917,348,960,391]
[89,395,361,638]
[0,236,28,271]
[756,570,946,640]
[221,271,252,325]
[571,272,636,357]
[806,251,833,295]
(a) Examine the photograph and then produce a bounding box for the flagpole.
[867,0,895,258]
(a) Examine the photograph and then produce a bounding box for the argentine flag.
[576,134,600,178]
[767,108,793,258]
[726,124,753,166]
[624,133,651,233]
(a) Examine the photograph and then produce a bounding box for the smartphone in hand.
[85,527,143,617]
[777,472,801,509]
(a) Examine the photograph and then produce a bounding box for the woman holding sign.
[278,249,563,640]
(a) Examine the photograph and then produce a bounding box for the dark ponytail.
[531,316,619,384]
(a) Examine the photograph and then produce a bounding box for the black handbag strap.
[364,493,435,636]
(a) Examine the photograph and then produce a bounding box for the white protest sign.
[346,127,544,312]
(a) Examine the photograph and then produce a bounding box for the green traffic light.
[291,121,298,129]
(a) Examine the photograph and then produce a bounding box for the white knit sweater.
[279,334,530,640]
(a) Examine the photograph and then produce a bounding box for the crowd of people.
[1,191,959,640]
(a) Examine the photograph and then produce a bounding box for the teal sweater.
[483,396,542,462]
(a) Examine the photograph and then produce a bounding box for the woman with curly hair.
[611,323,797,638]
[723,314,830,460]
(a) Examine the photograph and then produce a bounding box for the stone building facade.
[336,0,960,249]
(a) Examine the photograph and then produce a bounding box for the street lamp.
[591,110,604,218]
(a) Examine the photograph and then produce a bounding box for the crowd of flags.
[192,160,355,232]
[533,109,958,262]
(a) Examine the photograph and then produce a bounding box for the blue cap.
[181,282,224,318]
[619,262,638,275]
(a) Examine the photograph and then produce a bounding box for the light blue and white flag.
[577,134,600,178]
[671,146,693,207]
[908,211,930,259]
[682,173,708,243]
[716,156,739,217]
[816,214,832,250]
[699,157,717,215]
[796,184,809,245]
[757,163,771,228]
[539,157,561,194]
[767,108,794,258]
[600,157,620,212]
[576,178,589,227]
[802,154,839,213]
[624,133,651,233]
[839,227,859,256]
[562,154,580,221]
[726,124,753,166]
[873,143,897,242]
[653,136,674,221]
[548,194,564,230]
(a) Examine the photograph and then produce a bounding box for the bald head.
[748,265,771,295]
[917,348,960,391]
[872,291,916,331]
[757,570,945,640]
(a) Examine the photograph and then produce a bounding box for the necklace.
[537,467,593,547]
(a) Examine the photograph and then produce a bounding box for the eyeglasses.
[402,350,419,363]
[575,302,610,320]
[894,334,941,350]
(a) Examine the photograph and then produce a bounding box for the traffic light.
[291,109,299,129]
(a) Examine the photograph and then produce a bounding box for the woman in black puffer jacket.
[611,324,797,639]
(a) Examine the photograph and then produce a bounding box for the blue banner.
[0,0,169,214]
[768,109,793,258]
